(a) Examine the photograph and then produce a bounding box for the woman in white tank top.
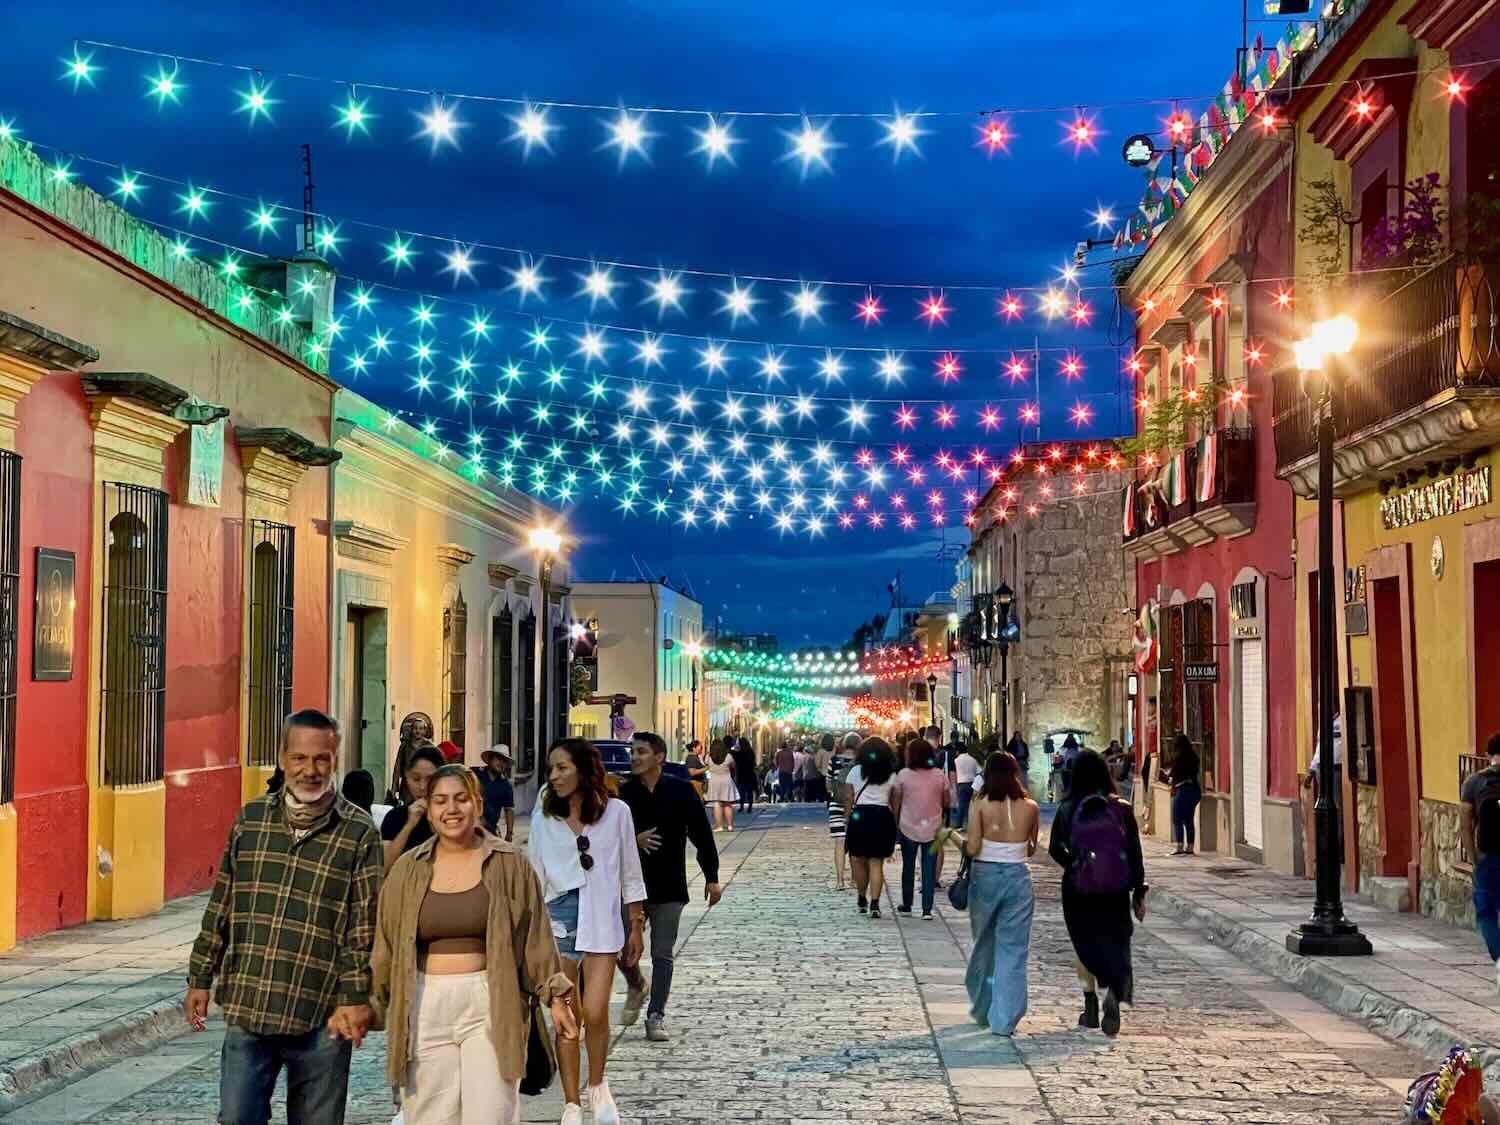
[956,746,1039,1036]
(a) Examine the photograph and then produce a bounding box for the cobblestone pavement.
[8,806,1426,1124]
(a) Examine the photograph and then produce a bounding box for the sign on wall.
[1182,661,1218,684]
[33,548,75,681]
[1380,464,1490,530]
[186,417,225,507]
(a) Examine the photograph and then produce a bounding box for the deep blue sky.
[5,2,1247,643]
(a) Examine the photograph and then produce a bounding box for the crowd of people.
[184,709,1159,1124]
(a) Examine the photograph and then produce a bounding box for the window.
[0,452,18,805]
[247,521,295,768]
[492,606,513,749]
[518,609,536,773]
[100,483,168,787]
[442,590,467,750]
[552,621,569,748]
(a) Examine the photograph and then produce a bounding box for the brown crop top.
[416,882,489,960]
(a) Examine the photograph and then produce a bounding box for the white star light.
[759,400,784,428]
[510,261,546,302]
[727,433,748,455]
[603,109,652,165]
[646,271,688,315]
[758,351,786,383]
[443,245,478,281]
[817,350,846,383]
[791,393,817,421]
[626,385,652,413]
[686,431,710,455]
[719,281,759,324]
[635,336,665,368]
[575,329,608,363]
[653,427,675,450]
[673,390,699,417]
[880,110,927,159]
[774,512,796,533]
[844,401,871,431]
[579,265,618,307]
[721,396,745,423]
[785,464,806,485]
[768,441,790,462]
[698,342,729,375]
[1091,204,1115,233]
[876,352,906,384]
[510,103,556,155]
[789,284,825,324]
[785,118,837,175]
[694,114,741,168]
[811,442,833,465]
[612,420,634,442]
[417,101,464,150]
[806,516,826,537]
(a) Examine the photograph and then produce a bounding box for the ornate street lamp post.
[995,582,1018,747]
[926,672,938,727]
[527,524,564,780]
[1286,317,1371,957]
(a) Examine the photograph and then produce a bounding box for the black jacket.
[619,773,720,904]
[1048,794,1146,894]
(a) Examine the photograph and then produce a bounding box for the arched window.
[101,484,168,787]
[247,521,295,768]
[442,590,468,750]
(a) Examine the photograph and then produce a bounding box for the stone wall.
[1356,783,1381,885]
[1017,483,1133,750]
[1419,798,1473,926]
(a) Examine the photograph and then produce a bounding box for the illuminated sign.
[1122,134,1157,168]
[1379,465,1491,530]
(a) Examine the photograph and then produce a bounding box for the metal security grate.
[247,520,295,768]
[492,606,513,749]
[100,482,168,787]
[0,452,18,805]
[443,591,467,750]
[518,610,536,774]
[552,622,569,750]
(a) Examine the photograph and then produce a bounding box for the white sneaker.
[559,1105,583,1125]
[590,1080,621,1125]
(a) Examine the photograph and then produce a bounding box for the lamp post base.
[1285,920,1373,957]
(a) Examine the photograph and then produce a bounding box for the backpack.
[1475,772,1500,855]
[1070,794,1131,896]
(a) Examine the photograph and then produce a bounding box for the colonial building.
[0,136,336,945]
[328,390,570,812]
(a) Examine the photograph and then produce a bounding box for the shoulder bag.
[947,852,973,911]
[519,992,557,1096]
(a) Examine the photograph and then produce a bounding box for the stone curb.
[1150,884,1500,1082]
[0,994,187,1113]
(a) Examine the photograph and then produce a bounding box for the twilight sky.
[5,1,1247,643]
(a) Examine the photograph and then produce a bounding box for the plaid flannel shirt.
[187,791,383,1036]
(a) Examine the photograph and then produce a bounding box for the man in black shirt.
[617,730,721,1043]
[379,743,444,874]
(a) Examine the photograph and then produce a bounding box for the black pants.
[738,783,755,812]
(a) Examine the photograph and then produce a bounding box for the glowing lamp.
[527,526,564,555]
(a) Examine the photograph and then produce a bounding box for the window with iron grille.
[443,590,467,750]
[518,609,536,774]
[0,452,18,806]
[551,621,569,749]
[247,520,295,768]
[492,606,513,750]
[101,483,168,787]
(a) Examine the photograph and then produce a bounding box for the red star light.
[1049,446,1063,461]
[963,512,976,526]
[1074,480,1087,494]
[894,405,917,429]
[989,465,1004,481]
[899,513,916,530]
[1063,114,1098,153]
[1072,403,1092,427]
[1352,95,1374,118]
[979,407,1002,431]
[927,490,943,507]
[1185,386,1201,402]
[1230,387,1247,407]
[1041,483,1055,498]
[931,510,946,526]
[935,451,955,471]
[1070,302,1091,326]
[853,493,870,510]
[1443,74,1467,102]
[891,445,911,465]
[979,118,1012,154]
[934,406,957,428]
[1010,451,1024,465]
[1245,343,1264,365]
[969,448,988,465]
[1026,504,1040,517]
[869,512,886,528]
[1257,109,1280,133]
[999,293,1023,320]
[1005,355,1028,382]
[856,293,884,324]
[1139,295,1157,315]
[1060,354,1084,380]
[919,292,951,326]
[1107,454,1122,468]
[961,489,977,505]
[1003,486,1019,502]
[1138,396,1152,411]
[838,513,854,529]
[935,353,962,382]
[1127,355,1144,374]
[1274,287,1294,310]
[1020,404,1039,424]
[1167,114,1190,141]
[855,449,874,467]
[1183,350,1197,367]
[907,466,926,484]
[1209,291,1226,314]
[891,493,907,509]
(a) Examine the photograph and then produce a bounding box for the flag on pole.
[1197,433,1218,504]
[1123,481,1137,537]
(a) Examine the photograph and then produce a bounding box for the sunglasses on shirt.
[576,835,594,871]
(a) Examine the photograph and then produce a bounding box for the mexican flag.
[1197,433,1218,504]
[1133,601,1158,673]
[1123,481,1137,537]
[1161,452,1189,507]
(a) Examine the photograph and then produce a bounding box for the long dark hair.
[708,738,729,765]
[904,738,935,770]
[979,750,1027,802]
[856,737,896,786]
[1069,749,1116,800]
[542,737,610,824]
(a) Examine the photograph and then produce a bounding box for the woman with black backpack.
[1048,749,1148,1038]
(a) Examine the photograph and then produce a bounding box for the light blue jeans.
[965,861,1035,1035]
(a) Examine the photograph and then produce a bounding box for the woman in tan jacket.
[374,764,577,1125]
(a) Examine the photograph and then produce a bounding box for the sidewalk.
[1139,829,1500,1076]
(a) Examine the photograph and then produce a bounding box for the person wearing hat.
[475,744,516,841]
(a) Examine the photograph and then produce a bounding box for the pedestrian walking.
[474,744,516,841]
[895,738,949,919]
[383,743,448,874]
[844,737,899,919]
[732,736,758,814]
[1460,733,1500,990]
[373,764,577,1125]
[186,709,382,1125]
[923,725,953,889]
[1048,749,1148,1038]
[528,738,646,1125]
[684,740,708,800]
[342,768,376,814]
[1166,733,1202,856]
[952,737,985,833]
[958,750,1039,1036]
[827,732,859,891]
[1005,731,1030,795]
[617,731,723,1042]
[774,741,796,805]
[797,742,823,804]
[704,738,739,832]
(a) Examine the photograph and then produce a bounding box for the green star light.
[335,95,372,137]
[146,66,183,106]
[113,172,143,202]
[63,51,97,89]
[385,235,415,271]
[238,80,276,124]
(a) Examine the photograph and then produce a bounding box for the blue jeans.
[219,1023,352,1125]
[1172,782,1202,849]
[899,832,939,914]
[954,786,974,830]
[1475,856,1500,961]
[966,861,1035,1034]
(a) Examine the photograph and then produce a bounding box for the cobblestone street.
[7,807,1426,1124]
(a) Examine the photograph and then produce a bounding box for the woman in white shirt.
[842,737,899,919]
[528,738,646,1125]
[953,739,984,831]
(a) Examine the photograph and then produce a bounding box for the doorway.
[1237,636,1266,851]
[1474,560,1500,748]
[1370,575,1417,880]
[344,606,388,774]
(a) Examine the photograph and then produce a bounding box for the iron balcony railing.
[1122,428,1255,541]
[1272,255,1500,472]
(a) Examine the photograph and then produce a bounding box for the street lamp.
[1287,317,1372,957]
[685,639,703,741]
[926,672,938,727]
[527,523,565,785]
[995,582,1018,747]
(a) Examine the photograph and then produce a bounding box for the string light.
[417,100,463,149]
[604,109,652,164]
[785,118,835,174]
[880,110,926,159]
[978,117,1012,154]
[511,103,557,155]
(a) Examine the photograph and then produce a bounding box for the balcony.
[1123,428,1258,562]
[1272,256,1500,496]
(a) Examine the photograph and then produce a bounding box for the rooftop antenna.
[301,143,315,253]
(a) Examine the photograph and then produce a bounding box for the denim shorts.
[546,888,582,961]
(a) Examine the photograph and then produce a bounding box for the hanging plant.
[1117,387,1220,459]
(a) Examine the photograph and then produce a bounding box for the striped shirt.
[187,791,383,1036]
